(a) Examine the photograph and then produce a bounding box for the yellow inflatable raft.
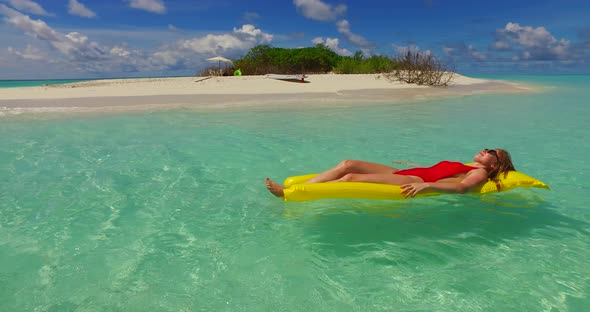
[281,171,549,202]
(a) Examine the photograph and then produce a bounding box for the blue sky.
[0,0,589,79]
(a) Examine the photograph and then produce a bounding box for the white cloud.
[293,2,372,53]
[1,5,62,42]
[336,19,371,48]
[0,5,108,61]
[179,33,245,54]
[502,22,557,48]
[4,0,51,16]
[7,44,46,60]
[0,4,274,75]
[293,0,346,21]
[312,36,351,56]
[495,22,572,60]
[491,40,510,50]
[171,24,272,55]
[126,0,166,14]
[150,50,182,68]
[68,0,96,18]
[234,24,273,41]
[0,3,138,75]
[148,24,273,70]
[110,46,131,57]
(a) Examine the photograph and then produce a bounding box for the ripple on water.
[1,79,590,310]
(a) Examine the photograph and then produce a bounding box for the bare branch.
[384,51,455,87]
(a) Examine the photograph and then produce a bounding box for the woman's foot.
[265,178,285,198]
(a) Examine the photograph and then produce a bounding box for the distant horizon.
[1,0,589,79]
[0,75,189,81]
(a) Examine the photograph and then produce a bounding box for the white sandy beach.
[0,74,533,114]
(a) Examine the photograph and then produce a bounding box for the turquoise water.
[0,79,90,88]
[1,76,589,311]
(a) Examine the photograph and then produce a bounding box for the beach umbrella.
[206,56,233,70]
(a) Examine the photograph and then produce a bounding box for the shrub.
[220,45,450,84]
[333,52,397,74]
[233,44,341,75]
[384,51,454,86]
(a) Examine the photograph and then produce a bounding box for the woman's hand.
[400,182,430,198]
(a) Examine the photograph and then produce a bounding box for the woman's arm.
[400,169,488,198]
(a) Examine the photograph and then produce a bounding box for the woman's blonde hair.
[488,148,516,180]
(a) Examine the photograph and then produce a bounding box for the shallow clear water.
[1,76,589,311]
[0,79,90,88]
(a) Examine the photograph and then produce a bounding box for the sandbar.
[0,74,534,116]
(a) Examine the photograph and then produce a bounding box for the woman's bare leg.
[264,173,420,198]
[305,160,399,183]
[265,160,403,198]
[265,172,422,199]
[336,173,423,185]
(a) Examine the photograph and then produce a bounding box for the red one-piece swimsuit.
[394,161,477,182]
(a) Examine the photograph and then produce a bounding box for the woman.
[265,149,516,198]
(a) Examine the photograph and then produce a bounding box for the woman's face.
[474,149,499,167]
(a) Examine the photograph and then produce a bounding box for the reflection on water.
[284,190,588,251]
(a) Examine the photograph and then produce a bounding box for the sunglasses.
[485,149,499,160]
